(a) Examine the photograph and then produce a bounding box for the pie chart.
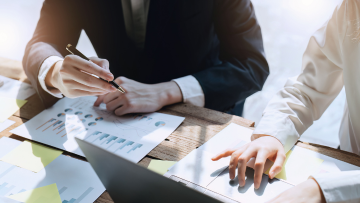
[64,108,73,113]
[85,114,93,118]
[155,121,166,127]
[57,113,65,117]
[95,117,103,121]
[88,122,97,126]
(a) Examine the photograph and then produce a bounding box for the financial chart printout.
[0,137,105,203]
[11,96,185,162]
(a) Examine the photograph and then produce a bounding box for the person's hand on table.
[45,56,117,98]
[211,136,286,189]
[93,76,183,116]
[267,178,325,203]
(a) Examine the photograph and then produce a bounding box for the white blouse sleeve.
[253,1,346,152]
[311,171,360,203]
[253,1,360,202]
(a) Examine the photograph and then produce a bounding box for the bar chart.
[0,137,105,203]
[11,96,185,160]
[84,131,143,156]
[61,187,94,203]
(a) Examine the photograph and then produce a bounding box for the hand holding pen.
[44,45,123,98]
[66,44,125,93]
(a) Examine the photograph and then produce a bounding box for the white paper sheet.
[166,124,252,186]
[166,123,360,202]
[165,149,230,187]
[0,120,15,133]
[206,167,293,203]
[0,137,105,203]
[0,75,35,100]
[10,96,185,162]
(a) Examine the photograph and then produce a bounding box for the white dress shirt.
[253,1,360,202]
[38,0,205,107]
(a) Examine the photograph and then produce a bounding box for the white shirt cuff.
[252,111,299,153]
[311,171,360,203]
[173,75,205,107]
[38,56,64,98]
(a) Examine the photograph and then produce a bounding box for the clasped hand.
[46,56,182,115]
[94,76,182,116]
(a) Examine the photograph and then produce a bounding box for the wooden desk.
[1,59,360,202]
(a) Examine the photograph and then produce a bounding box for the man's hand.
[267,178,325,203]
[94,76,183,116]
[211,136,286,189]
[45,56,117,98]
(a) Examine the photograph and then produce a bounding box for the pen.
[66,44,126,93]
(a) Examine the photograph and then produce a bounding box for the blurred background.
[0,0,344,148]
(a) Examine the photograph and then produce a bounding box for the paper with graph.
[0,137,105,203]
[10,96,184,162]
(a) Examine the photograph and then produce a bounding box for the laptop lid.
[75,137,222,203]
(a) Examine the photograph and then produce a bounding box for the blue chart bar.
[116,138,126,144]
[98,134,110,141]
[103,135,118,145]
[85,131,102,142]
[62,187,94,203]
[55,123,65,130]
[52,121,63,127]
[59,186,68,194]
[116,141,134,152]
[0,165,16,179]
[127,143,143,153]
[0,182,15,196]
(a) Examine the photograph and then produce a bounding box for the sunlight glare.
[0,22,19,51]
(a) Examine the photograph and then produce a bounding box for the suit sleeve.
[192,0,269,112]
[22,0,82,108]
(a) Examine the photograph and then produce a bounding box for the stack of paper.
[0,75,35,123]
[0,137,105,203]
[0,141,63,173]
[11,96,185,163]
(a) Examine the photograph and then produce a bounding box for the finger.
[114,104,132,116]
[89,57,109,69]
[94,94,107,107]
[254,152,267,189]
[211,149,237,161]
[64,55,114,81]
[228,146,248,180]
[103,91,122,104]
[269,151,286,179]
[65,90,106,98]
[238,149,257,187]
[212,142,250,161]
[64,80,110,93]
[106,97,126,112]
[66,67,116,92]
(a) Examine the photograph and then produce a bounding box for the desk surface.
[1,59,360,203]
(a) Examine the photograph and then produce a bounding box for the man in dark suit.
[23,0,269,116]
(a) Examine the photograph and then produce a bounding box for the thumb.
[269,151,286,179]
[94,94,106,107]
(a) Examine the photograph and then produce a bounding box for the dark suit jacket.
[23,0,269,116]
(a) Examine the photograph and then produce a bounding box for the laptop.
[75,137,229,203]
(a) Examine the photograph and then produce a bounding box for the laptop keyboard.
[169,175,239,203]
